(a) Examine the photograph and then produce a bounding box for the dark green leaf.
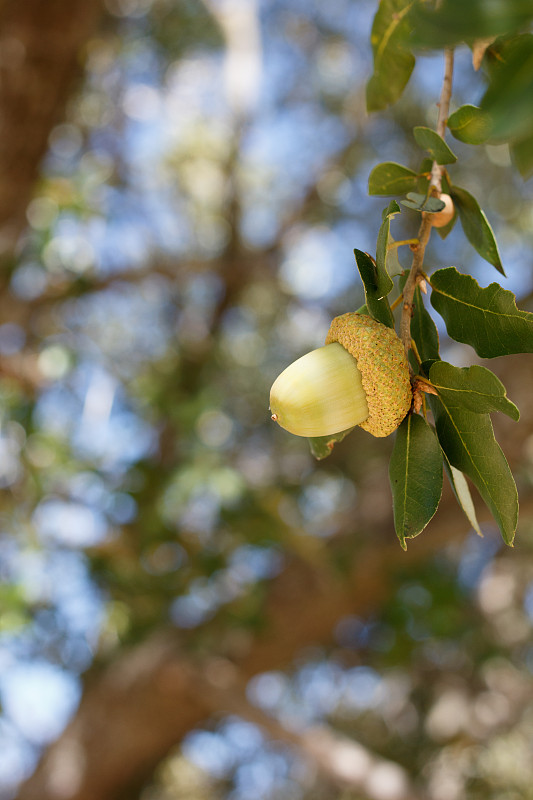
[442,454,483,537]
[481,34,533,141]
[401,193,445,212]
[308,427,355,460]
[430,267,533,357]
[410,0,533,49]
[428,361,520,420]
[411,286,440,363]
[389,414,443,548]
[354,249,395,328]
[511,133,533,180]
[429,396,518,545]
[366,0,415,111]
[368,162,418,196]
[451,185,504,274]
[413,126,457,164]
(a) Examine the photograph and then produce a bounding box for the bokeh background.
[1,1,533,799]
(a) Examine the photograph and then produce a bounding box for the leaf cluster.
[313,0,533,548]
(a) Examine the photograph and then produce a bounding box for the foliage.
[1,1,533,799]
[308,0,533,548]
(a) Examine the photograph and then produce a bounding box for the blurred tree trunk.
[0,0,103,257]
[16,484,533,800]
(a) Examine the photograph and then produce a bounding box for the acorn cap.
[325,312,412,437]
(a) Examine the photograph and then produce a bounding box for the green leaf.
[447,104,492,145]
[430,267,533,357]
[511,133,533,180]
[308,427,355,460]
[428,361,520,421]
[410,0,533,49]
[366,0,416,112]
[443,455,483,537]
[385,236,405,278]
[354,249,394,328]
[429,396,518,545]
[481,34,533,141]
[413,126,457,164]
[401,192,445,212]
[375,203,401,298]
[389,414,443,548]
[368,162,418,196]
[411,286,440,363]
[381,200,401,220]
[451,185,504,275]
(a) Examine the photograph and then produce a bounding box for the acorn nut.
[428,193,454,228]
[270,313,412,438]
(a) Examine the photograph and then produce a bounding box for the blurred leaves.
[366,0,415,111]
[410,0,533,48]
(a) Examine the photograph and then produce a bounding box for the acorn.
[270,313,412,438]
[428,193,455,228]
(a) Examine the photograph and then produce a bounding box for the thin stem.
[431,48,454,192]
[387,238,419,250]
[400,48,455,359]
[390,293,404,312]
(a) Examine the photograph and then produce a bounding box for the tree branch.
[400,49,454,356]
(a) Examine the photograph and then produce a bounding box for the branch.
[400,49,454,357]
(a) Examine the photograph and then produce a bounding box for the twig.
[400,48,454,358]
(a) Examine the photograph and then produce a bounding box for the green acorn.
[270,313,412,438]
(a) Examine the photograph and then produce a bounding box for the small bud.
[269,342,369,437]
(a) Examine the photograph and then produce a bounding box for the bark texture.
[0,0,103,255]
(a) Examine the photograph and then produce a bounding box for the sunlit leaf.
[389,414,443,549]
[430,267,533,357]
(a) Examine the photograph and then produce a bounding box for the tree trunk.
[0,0,103,256]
